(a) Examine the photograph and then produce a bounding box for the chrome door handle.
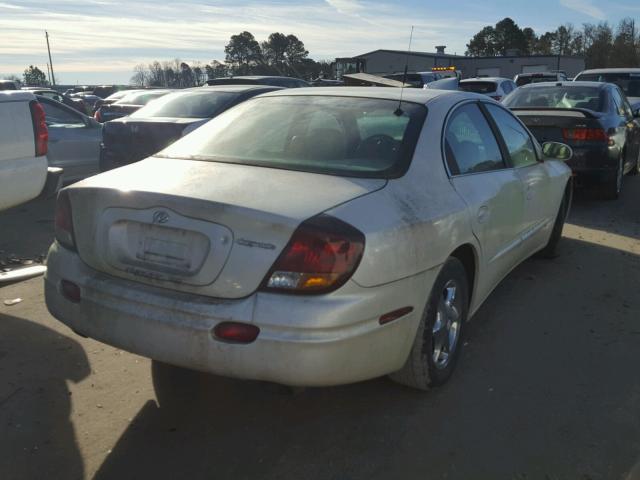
[477,205,489,223]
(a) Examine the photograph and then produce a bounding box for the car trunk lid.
[102,117,199,164]
[68,157,386,298]
[511,108,604,144]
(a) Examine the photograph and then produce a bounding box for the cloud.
[559,0,606,20]
[0,0,492,82]
[325,0,363,14]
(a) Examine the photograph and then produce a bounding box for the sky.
[1,0,639,84]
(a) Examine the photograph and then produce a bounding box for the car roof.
[196,85,285,93]
[213,76,301,80]
[461,77,513,82]
[519,81,608,89]
[578,68,640,74]
[516,72,561,77]
[257,86,482,105]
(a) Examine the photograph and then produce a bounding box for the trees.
[466,19,527,56]
[610,18,638,68]
[130,64,147,86]
[23,65,47,86]
[130,32,328,84]
[224,31,263,75]
[466,17,639,68]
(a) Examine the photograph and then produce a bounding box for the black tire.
[601,156,623,200]
[536,180,572,259]
[389,257,469,391]
[629,151,639,176]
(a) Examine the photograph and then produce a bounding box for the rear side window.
[444,103,505,175]
[459,81,498,94]
[160,96,427,178]
[131,91,237,118]
[501,81,515,94]
[485,104,538,168]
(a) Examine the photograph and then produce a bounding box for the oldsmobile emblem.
[152,210,170,224]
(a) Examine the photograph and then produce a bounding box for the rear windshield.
[131,91,237,118]
[516,74,557,87]
[575,72,640,98]
[159,95,427,178]
[115,91,169,105]
[459,81,498,94]
[503,86,604,111]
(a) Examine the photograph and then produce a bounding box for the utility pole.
[46,63,52,86]
[45,31,56,86]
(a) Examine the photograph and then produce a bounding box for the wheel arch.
[449,243,478,313]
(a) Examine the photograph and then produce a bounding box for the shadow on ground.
[569,175,640,239]
[92,235,640,480]
[0,314,90,480]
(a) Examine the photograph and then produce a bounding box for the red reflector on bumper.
[379,306,414,325]
[61,280,81,303]
[213,322,260,344]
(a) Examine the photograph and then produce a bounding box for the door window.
[41,101,84,125]
[611,87,633,119]
[444,103,505,175]
[485,104,538,168]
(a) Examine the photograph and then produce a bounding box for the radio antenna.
[395,25,414,117]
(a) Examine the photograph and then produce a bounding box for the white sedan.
[45,88,572,390]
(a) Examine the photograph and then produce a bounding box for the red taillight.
[562,128,608,142]
[29,101,48,156]
[94,110,102,122]
[490,95,502,101]
[213,322,259,344]
[54,190,76,250]
[261,215,365,294]
[61,280,81,303]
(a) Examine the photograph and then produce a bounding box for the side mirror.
[542,142,573,162]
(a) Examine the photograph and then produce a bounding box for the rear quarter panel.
[328,96,478,289]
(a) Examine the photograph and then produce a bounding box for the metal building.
[335,48,585,80]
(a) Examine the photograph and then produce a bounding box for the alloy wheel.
[432,280,462,369]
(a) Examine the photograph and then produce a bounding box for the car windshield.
[459,81,498,94]
[115,91,168,105]
[503,86,604,111]
[575,72,640,97]
[159,95,427,178]
[131,91,237,118]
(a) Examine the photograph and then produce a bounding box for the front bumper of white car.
[45,242,436,387]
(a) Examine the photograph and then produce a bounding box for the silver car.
[38,96,102,183]
[45,88,572,390]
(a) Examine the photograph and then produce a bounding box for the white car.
[45,88,572,390]
[459,77,517,101]
[0,90,61,211]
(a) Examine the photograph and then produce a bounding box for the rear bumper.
[38,167,63,198]
[44,242,434,387]
[99,144,135,172]
[566,145,618,185]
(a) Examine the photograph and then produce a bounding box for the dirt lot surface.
[1,178,640,480]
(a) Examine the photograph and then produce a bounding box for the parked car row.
[2,66,637,394]
[428,68,640,199]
